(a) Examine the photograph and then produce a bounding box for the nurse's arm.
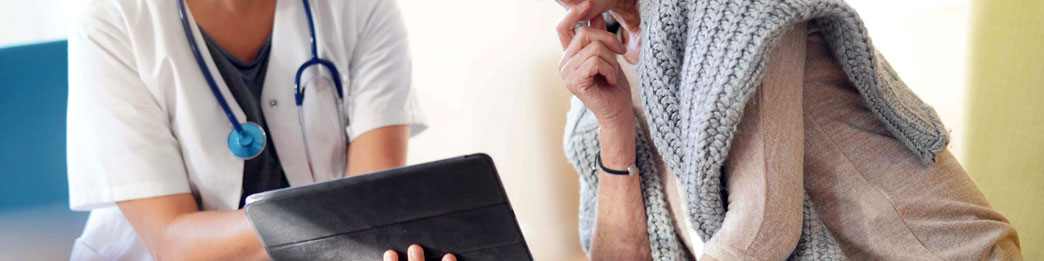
[346,124,411,176]
[116,124,410,261]
[117,194,268,260]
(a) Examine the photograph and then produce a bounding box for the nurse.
[66,0,441,260]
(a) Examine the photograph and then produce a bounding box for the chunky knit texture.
[563,0,950,260]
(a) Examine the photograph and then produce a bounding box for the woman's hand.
[559,18,634,129]
[558,10,650,261]
[383,244,455,261]
[555,0,640,49]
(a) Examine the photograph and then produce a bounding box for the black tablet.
[244,154,532,260]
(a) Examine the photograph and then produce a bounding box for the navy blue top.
[200,29,289,208]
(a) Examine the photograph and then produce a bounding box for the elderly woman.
[556,0,1022,260]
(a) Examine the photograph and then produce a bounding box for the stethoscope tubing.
[178,0,348,181]
[295,0,345,104]
[176,0,245,134]
[295,0,348,182]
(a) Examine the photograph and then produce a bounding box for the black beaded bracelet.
[596,153,631,175]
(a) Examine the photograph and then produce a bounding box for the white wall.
[846,0,970,158]
[0,0,972,260]
[0,0,87,47]
[396,0,584,258]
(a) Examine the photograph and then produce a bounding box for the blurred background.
[1,0,1040,260]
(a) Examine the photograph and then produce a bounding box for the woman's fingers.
[384,250,398,261]
[580,45,620,86]
[556,0,620,48]
[560,26,624,75]
[557,11,625,86]
[562,41,620,87]
[563,26,626,57]
[578,41,621,75]
[561,40,617,77]
[566,55,618,94]
[407,244,424,261]
[578,54,619,87]
[556,4,593,48]
[588,13,608,31]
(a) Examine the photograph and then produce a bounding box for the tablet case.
[244,154,532,260]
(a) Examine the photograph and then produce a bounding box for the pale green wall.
[965,0,1044,259]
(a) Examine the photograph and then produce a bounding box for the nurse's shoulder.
[67,0,194,211]
[321,0,408,43]
[74,0,166,41]
[72,0,202,100]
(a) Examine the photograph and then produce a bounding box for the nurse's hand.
[382,244,456,261]
[558,17,633,129]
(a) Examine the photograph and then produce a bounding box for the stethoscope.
[177,0,346,182]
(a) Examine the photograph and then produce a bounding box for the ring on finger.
[574,20,590,32]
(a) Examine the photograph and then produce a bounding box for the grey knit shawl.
[562,0,950,260]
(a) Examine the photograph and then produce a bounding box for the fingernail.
[408,244,423,260]
[384,250,397,261]
[443,253,457,261]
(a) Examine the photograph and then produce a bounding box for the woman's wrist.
[598,107,637,132]
[598,114,637,170]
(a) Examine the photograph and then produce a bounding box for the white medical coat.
[66,0,426,259]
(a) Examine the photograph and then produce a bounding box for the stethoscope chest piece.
[179,0,345,168]
[227,122,267,159]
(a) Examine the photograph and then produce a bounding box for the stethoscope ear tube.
[295,0,351,181]
[293,57,346,105]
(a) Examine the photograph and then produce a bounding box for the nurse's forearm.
[117,194,268,260]
[158,210,267,260]
[346,125,410,176]
[590,117,652,261]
